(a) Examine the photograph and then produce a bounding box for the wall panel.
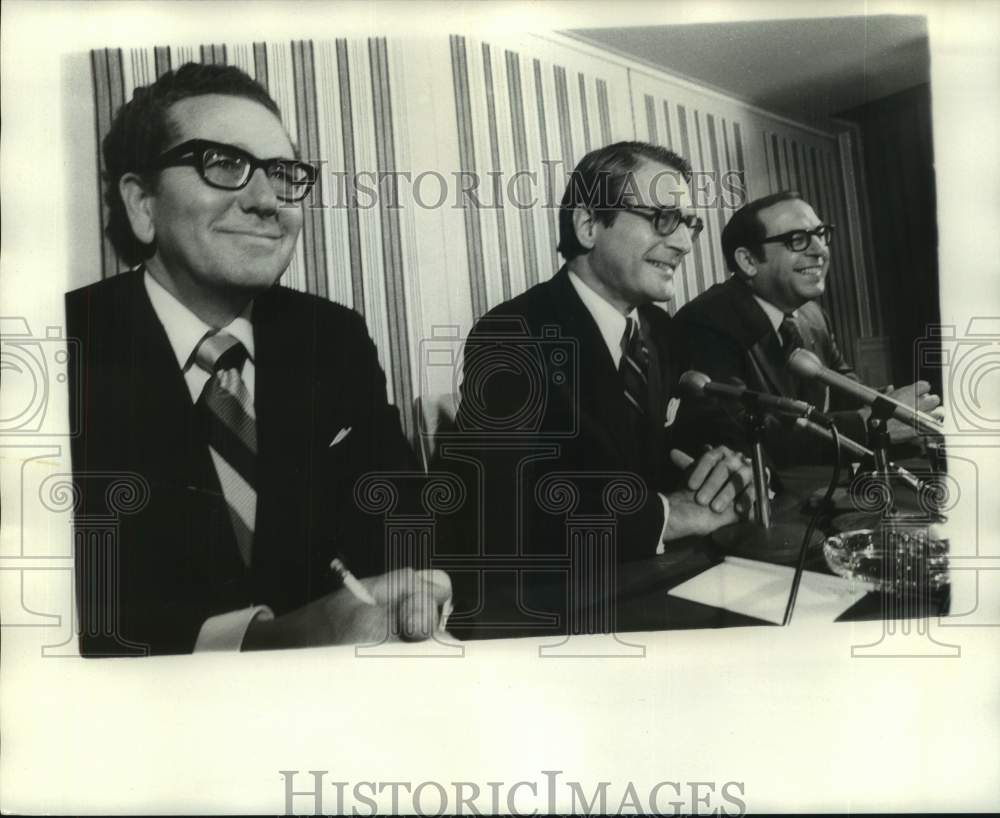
[448,32,634,321]
[86,31,871,442]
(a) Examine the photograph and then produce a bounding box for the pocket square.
[664,397,681,428]
[329,426,353,447]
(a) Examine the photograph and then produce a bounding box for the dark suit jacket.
[674,276,866,466]
[66,270,417,656]
[439,268,710,568]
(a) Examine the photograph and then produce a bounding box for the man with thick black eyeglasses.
[150,138,318,200]
[675,190,941,467]
[440,142,755,634]
[65,62,450,656]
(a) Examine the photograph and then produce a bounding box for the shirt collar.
[752,294,796,334]
[144,270,255,371]
[567,270,639,365]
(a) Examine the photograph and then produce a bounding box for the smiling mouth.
[796,266,825,278]
[646,259,676,273]
[220,229,283,240]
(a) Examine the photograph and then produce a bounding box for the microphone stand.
[711,397,836,624]
[712,400,820,566]
[866,399,897,519]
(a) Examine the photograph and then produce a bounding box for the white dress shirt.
[144,272,273,651]
[567,271,672,553]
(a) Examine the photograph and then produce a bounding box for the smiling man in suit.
[674,191,941,466]
[445,142,754,610]
[67,63,449,656]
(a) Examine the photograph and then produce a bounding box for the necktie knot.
[779,314,805,354]
[195,331,248,375]
[621,317,635,357]
[621,316,647,360]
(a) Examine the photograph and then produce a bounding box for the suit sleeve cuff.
[656,492,670,555]
[194,606,274,652]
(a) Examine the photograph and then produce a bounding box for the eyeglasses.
[151,139,318,202]
[759,224,835,252]
[620,205,704,241]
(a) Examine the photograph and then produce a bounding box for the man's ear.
[733,246,758,279]
[119,173,157,245]
[572,207,598,251]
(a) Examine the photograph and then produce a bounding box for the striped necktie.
[779,314,805,356]
[620,316,649,419]
[194,331,257,566]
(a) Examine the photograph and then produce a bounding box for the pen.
[438,597,453,633]
[329,556,378,606]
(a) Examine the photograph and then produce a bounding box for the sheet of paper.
[667,556,872,625]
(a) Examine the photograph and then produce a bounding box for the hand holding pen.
[330,555,453,638]
[242,559,453,651]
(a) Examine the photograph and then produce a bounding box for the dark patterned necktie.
[194,331,257,566]
[779,314,805,356]
[620,316,649,419]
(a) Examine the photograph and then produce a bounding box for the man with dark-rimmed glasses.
[66,62,449,656]
[675,190,941,467]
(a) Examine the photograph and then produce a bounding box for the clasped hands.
[662,445,757,541]
[243,568,452,650]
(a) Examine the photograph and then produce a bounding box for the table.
[448,463,949,640]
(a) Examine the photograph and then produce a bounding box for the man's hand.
[662,446,755,541]
[860,380,943,444]
[242,568,452,651]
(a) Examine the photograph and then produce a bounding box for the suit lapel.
[548,270,636,461]
[721,278,799,399]
[129,273,222,498]
[121,272,246,578]
[640,305,672,457]
[251,289,310,574]
[790,305,834,411]
[250,289,294,483]
[748,333,799,398]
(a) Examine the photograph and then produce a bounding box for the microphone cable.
[782,424,842,626]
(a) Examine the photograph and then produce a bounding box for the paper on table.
[667,556,872,625]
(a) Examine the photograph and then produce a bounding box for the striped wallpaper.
[448,34,628,321]
[88,33,870,442]
[633,87,750,312]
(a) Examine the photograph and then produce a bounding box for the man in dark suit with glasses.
[674,190,941,466]
[444,141,755,622]
[66,62,449,656]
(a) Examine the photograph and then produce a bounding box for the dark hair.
[102,62,282,266]
[721,190,804,275]
[556,141,692,261]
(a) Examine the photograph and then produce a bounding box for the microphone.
[787,348,942,435]
[679,370,834,426]
[792,417,926,492]
[793,417,871,459]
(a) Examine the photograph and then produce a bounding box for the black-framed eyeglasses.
[620,205,704,241]
[759,224,835,252]
[151,139,318,202]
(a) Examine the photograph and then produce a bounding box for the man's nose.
[806,235,830,259]
[666,221,694,255]
[240,167,279,214]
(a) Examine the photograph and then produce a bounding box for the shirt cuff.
[194,605,274,652]
[655,492,670,555]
